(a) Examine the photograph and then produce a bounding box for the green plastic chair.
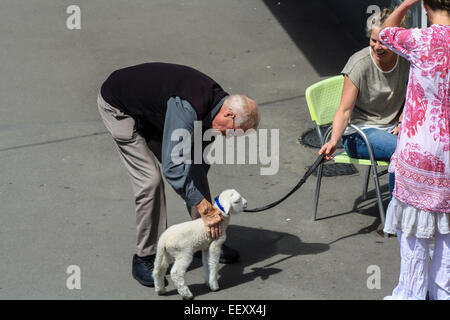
[305,75,389,226]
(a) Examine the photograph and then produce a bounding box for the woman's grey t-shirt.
[341,47,410,135]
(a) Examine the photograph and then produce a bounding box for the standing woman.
[379,0,450,300]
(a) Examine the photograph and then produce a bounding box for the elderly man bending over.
[97,62,260,287]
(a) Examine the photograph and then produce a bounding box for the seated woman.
[319,8,409,199]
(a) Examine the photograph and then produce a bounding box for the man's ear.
[224,109,235,118]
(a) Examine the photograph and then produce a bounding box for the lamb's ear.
[221,199,231,214]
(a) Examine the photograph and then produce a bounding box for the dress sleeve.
[379,27,428,66]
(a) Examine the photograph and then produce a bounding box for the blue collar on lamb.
[214,196,225,213]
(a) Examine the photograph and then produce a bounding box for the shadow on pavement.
[262,0,392,76]
[262,0,360,77]
[163,225,329,298]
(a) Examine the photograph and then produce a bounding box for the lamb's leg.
[153,250,169,295]
[201,249,210,287]
[207,241,223,291]
[170,254,194,300]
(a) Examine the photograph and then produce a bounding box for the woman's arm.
[319,75,358,160]
[380,0,420,29]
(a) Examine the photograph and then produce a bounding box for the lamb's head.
[216,189,247,215]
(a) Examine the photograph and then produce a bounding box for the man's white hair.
[224,94,260,129]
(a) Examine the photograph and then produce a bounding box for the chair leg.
[348,124,389,237]
[315,126,324,147]
[312,162,324,221]
[362,166,371,201]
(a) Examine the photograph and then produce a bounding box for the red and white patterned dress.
[380,25,449,237]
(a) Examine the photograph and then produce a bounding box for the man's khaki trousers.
[97,93,167,257]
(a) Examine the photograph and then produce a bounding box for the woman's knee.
[343,134,365,158]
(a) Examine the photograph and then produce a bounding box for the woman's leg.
[343,128,397,198]
[343,128,397,160]
[392,231,430,299]
[388,173,395,200]
[429,231,450,300]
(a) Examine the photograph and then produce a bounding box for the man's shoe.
[194,245,240,264]
[132,254,168,287]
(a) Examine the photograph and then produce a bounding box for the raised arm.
[380,0,420,29]
[319,75,358,160]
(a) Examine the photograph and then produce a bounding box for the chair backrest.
[305,75,344,126]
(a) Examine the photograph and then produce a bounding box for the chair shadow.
[316,184,390,220]
[320,185,393,245]
[162,225,329,298]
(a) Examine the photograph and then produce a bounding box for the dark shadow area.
[320,0,392,47]
[163,225,329,298]
[311,162,358,177]
[299,126,343,149]
[262,0,391,76]
[218,225,329,291]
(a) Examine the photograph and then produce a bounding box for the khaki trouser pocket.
[97,94,136,142]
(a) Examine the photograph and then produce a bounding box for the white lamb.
[152,189,247,300]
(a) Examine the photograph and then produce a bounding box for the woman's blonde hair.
[366,8,407,38]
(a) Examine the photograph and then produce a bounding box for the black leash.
[243,154,325,212]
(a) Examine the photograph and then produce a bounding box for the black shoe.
[193,245,240,264]
[132,254,168,287]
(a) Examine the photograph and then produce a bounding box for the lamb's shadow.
[163,225,329,298]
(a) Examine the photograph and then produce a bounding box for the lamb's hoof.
[209,284,219,292]
[179,288,194,300]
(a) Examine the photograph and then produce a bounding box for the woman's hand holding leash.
[319,140,338,161]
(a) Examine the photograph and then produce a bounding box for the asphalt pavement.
[0,0,400,300]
